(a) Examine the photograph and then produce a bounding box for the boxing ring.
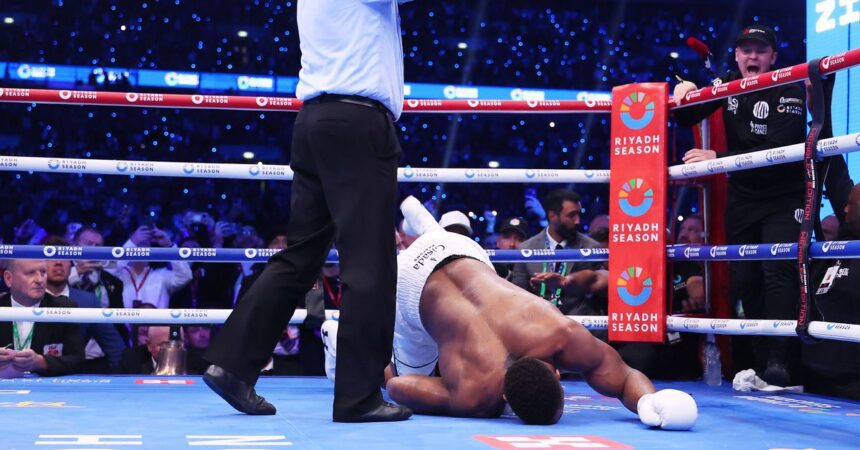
[3,376,858,449]
[2,48,860,449]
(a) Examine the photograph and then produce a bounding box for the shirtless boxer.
[322,197,697,427]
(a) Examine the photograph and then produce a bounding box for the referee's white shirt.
[295,0,406,120]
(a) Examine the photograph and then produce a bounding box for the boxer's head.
[503,357,564,425]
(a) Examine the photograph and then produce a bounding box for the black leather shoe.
[203,365,276,415]
[333,401,412,423]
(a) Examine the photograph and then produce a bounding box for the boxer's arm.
[555,322,654,412]
[386,375,452,415]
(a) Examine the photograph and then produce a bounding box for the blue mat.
[2,376,858,449]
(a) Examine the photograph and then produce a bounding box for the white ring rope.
[2,307,857,344]
[0,307,338,325]
[1,132,858,183]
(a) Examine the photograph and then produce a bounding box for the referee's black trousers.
[206,100,400,418]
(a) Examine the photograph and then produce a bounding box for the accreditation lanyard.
[322,277,343,308]
[125,267,152,302]
[12,322,34,350]
[539,236,567,307]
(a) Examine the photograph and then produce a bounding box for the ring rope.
[1,307,857,344]
[1,49,857,113]
[1,132,858,183]
[2,241,860,263]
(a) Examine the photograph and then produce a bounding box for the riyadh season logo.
[178,248,192,259]
[125,93,139,103]
[738,245,759,257]
[740,320,760,330]
[619,91,655,130]
[245,249,259,259]
[116,162,128,172]
[709,246,728,258]
[43,246,57,257]
[617,178,654,217]
[616,266,653,306]
[403,167,414,178]
[520,249,533,258]
[112,247,125,258]
[770,243,793,256]
[525,169,536,179]
[465,169,476,179]
[102,309,114,318]
[191,95,204,105]
[248,164,261,176]
[183,164,195,174]
[59,90,72,100]
[821,241,848,253]
[48,159,61,170]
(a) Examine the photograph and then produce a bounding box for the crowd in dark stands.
[0,1,807,245]
[0,0,822,384]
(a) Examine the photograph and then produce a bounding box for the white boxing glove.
[321,320,339,383]
[637,389,698,430]
[400,196,443,237]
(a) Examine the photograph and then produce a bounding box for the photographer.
[107,222,192,309]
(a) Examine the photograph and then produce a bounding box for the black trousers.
[726,195,802,375]
[205,100,400,417]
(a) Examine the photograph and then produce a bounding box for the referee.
[203,0,412,423]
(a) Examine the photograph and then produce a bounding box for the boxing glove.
[400,196,442,237]
[637,389,698,430]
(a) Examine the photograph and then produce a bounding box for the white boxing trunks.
[392,230,494,376]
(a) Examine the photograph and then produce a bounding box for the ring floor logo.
[616,266,653,306]
[619,91,655,130]
[617,178,654,217]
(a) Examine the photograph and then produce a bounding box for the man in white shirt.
[109,225,192,310]
[204,0,413,423]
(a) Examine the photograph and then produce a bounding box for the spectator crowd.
[6,0,856,403]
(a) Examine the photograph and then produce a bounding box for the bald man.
[323,197,697,427]
[119,326,178,374]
